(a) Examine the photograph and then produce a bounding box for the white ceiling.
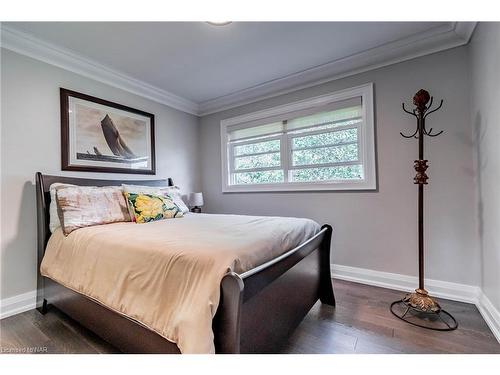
[2,22,476,115]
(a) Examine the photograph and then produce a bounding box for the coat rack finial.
[413,89,431,114]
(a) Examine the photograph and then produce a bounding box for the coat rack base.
[390,289,458,331]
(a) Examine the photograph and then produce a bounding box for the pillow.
[49,183,75,233]
[56,186,131,235]
[163,186,189,213]
[121,184,189,214]
[124,192,183,223]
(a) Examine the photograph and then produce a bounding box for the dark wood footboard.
[213,225,334,354]
[35,172,335,354]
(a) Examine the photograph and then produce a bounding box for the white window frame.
[220,83,376,192]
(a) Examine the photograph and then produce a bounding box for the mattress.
[40,213,319,353]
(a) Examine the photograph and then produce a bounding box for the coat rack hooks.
[400,94,444,139]
[390,89,457,331]
[424,99,443,119]
[401,103,417,118]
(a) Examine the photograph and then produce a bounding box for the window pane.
[292,144,358,166]
[234,139,280,156]
[234,170,284,184]
[234,152,281,170]
[292,128,358,149]
[290,165,363,182]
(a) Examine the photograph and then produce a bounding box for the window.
[221,83,376,192]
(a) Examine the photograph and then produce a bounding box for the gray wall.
[469,23,500,311]
[1,38,489,302]
[1,49,201,299]
[200,46,480,286]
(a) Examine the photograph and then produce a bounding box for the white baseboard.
[476,291,500,343]
[331,264,480,303]
[0,290,36,319]
[331,263,500,343]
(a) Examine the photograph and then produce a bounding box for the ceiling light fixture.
[206,21,232,26]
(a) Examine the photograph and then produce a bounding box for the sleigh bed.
[35,172,335,353]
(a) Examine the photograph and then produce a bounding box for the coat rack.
[390,89,458,331]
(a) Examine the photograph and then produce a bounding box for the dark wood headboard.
[35,172,173,307]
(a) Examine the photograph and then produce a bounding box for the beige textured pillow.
[49,183,75,233]
[56,186,131,235]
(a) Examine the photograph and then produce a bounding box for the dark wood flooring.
[1,280,499,354]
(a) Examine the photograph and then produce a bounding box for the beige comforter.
[40,213,319,353]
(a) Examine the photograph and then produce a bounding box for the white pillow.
[121,184,189,214]
[49,183,75,233]
[163,186,190,213]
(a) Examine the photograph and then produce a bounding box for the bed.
[35,172,335,353]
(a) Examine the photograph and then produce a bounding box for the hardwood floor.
[281,280,500,354]
[1,279,499,354]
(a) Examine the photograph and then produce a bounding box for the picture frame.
[60,88,156,174]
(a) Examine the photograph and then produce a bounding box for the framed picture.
[60,88,155,174]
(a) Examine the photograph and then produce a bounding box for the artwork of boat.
[76,114,148,164]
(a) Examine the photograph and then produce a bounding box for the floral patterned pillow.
[124,192,183,223]
[121,184,189,214]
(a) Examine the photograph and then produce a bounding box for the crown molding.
[0,22,477,117]
[198,22,477,116]
[454,21,477,42]
[0,25,199,115]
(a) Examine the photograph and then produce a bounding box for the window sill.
[222,180,377,193]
